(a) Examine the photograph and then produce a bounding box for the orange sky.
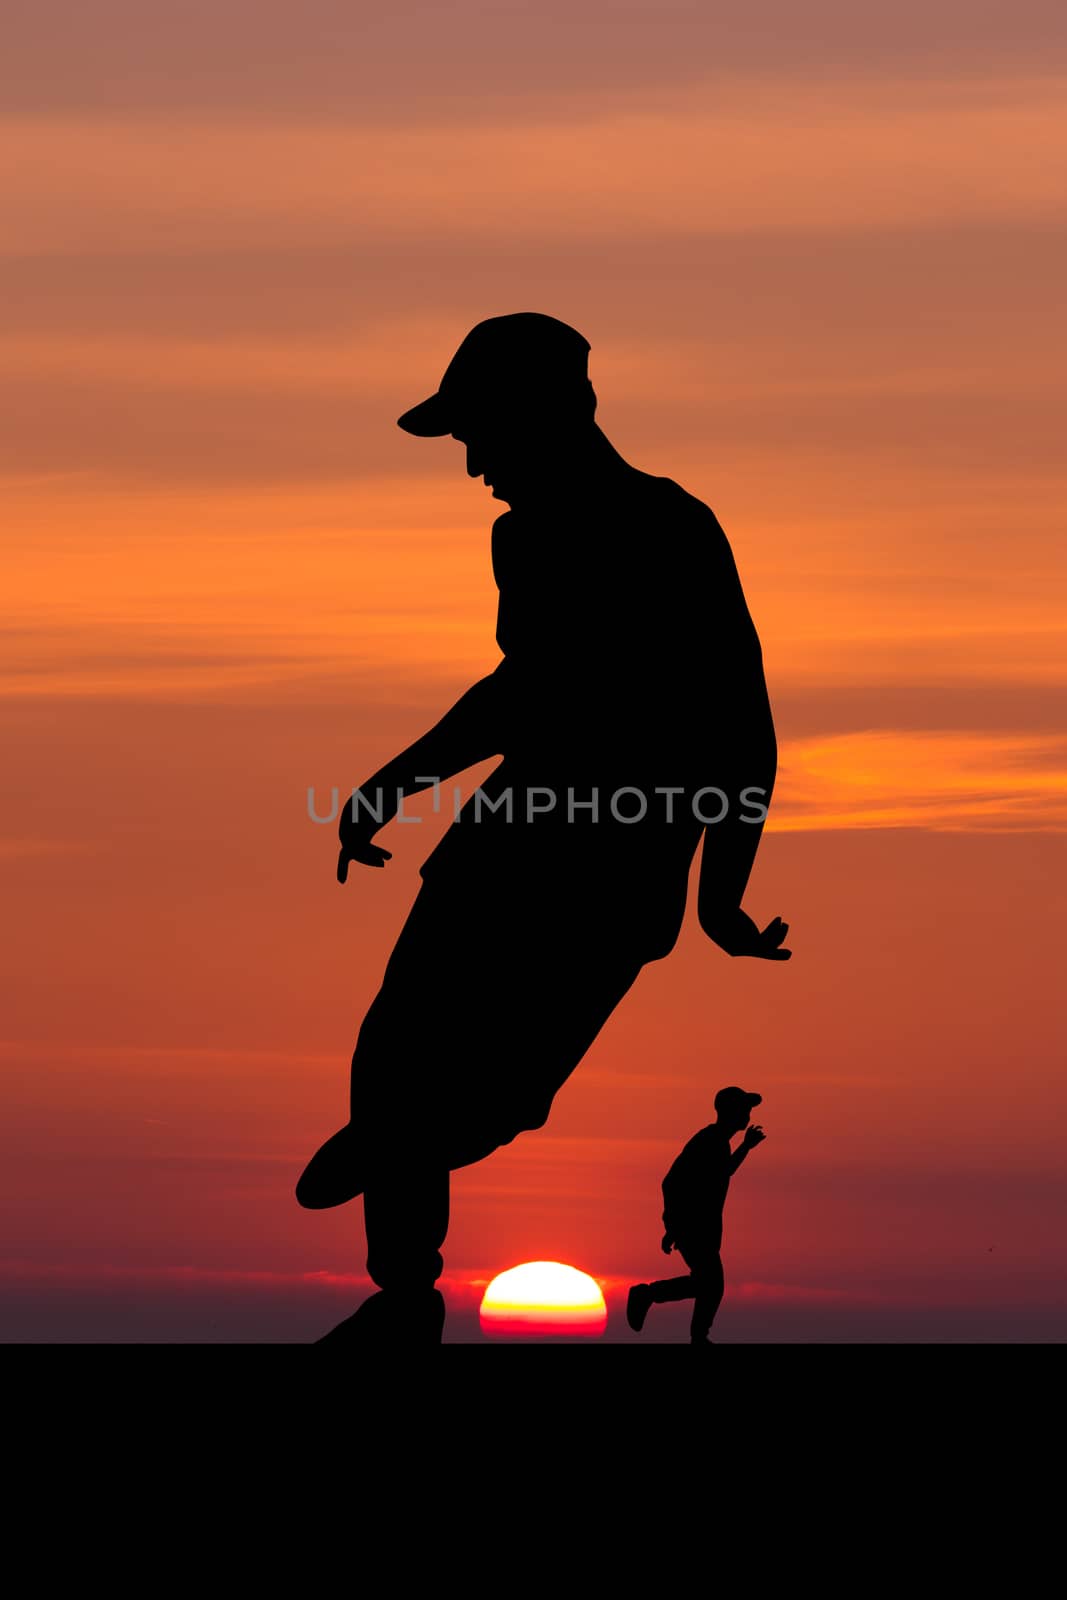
[2,2,1066,1341]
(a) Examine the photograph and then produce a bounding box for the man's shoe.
[626,1283,653,1333]
[316,1289,446,1346]
[295,1123,366,1209]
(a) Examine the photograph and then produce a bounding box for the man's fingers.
[752,919,792,959]
[338,844,393,880]
[736,938,792,959]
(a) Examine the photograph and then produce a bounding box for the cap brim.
[747,1093,762,1107]
[397,392,454,437]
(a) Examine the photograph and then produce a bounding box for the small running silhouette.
[627,1087,766,1344]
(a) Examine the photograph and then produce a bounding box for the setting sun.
[479,1262,609,1339]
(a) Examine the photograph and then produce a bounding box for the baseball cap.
[396,312,592,437]
[714,1086,762,1114]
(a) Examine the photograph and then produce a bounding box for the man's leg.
[364,1163,450,1291]
[317,1161,449,1345]
[297,886,445,1212]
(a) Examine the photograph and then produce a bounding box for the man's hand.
[337,809,392,883]
[661,1232,675,1255]
[702,907,791,960]
[741,1125,766,1152]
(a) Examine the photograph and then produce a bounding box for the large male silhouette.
[297,313,791,1344]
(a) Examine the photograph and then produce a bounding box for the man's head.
[713,1086,762,1134]
[396,312,601,506]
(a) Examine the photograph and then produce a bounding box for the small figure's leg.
[689,1253,725,1343]
[646,1273,697,1304]
[645,1232,707,1310]
[628,1272,696,1334]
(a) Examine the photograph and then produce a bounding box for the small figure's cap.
[397,312,592,437]
[714,1086,762,1114]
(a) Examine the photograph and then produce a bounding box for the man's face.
[450,392,592,506]
[451,411,542,505]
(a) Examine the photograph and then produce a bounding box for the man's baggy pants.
[350,872,646,1294]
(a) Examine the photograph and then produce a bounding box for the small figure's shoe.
[626,1283,653,1333]
[295,1123,366,1210]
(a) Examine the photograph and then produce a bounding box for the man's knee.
[366,1242,445,1292]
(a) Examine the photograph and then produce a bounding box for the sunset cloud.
[4,75,1065,257]
[777,730,1067,832]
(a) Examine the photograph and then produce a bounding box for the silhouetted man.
[295,313,791,1344]
[627,1087,765,1344]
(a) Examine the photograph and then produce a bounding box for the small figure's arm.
[729,1125,766,1175]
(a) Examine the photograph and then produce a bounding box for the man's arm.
[337,659,509,880]
[675,503,789,960]
[361,663,507,811]
[695,602,790,960]
[696,669,776,908]
[696,716,789,957]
